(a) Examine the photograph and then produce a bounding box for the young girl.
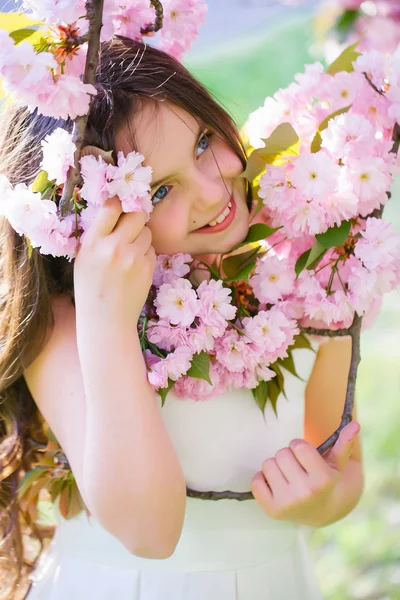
[0,36,363,599]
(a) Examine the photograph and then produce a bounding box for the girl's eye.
[151,184,170,205]
[196,132,210,157]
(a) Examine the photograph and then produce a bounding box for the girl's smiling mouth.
[194,195,236,234]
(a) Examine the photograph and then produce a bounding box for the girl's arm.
[251,337,364,528]
[24,198,186,558]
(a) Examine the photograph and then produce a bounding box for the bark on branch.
[59,0,104,216]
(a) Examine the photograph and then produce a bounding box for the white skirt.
[27,497,322,600]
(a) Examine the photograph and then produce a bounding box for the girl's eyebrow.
[150,122,204,190]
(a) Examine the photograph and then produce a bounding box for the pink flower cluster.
[80,150,153,218]
[0,175,79,258]
[20,0,206,60]
[145,265,298,399]
[0,128,153,258]
[242,45,400,332]
[157,0,207,60]
[245,48,399,240]
[325,0,400,55]
[0,30,96,120]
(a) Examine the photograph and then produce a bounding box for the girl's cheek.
[213,146,244,178]
[147,208,188,254]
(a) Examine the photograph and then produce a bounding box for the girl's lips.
[194,196,236,234]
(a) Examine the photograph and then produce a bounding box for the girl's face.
[115,102,250,256]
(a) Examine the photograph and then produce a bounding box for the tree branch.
[59,0,104,216]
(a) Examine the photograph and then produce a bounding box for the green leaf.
[291,333,313,351]
[271,363,286,399]
[240,123,300,181]
[243,223,281,244]
[222,245,261,280]
[315,220,351,249]
[295,249,311,277]
[326,41,361,76]
[31,170,53,194]
[158,378,175,407]
[252,381,269,413]
[334,9,360,44]
[9,27,38,44]
[223,260,257,283]
[18,467,48,500]
[186,351,212,385]
[305,240,327,271]
[278,352,303,380]
[310,105,351,153]
[267,378,281,416]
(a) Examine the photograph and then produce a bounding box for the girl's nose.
[190,168,228,213]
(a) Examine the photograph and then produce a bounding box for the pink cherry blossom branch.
[59,0,104,217]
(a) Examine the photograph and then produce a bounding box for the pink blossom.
[321,113,374,160]
[33,214,79,259]
[186,322,217,354]
[107,151,153,215]
[243,308,298,362]
[21,0,86,24]
[214,329,251,373]
[355,217,400,270]
[112,1,155,40]
[197,279,237,330]
[80,154,110,206]
[147,320,189,352]
[0,41,56,95]
[354,50,389,90]
[148,346,193,389]
[155,278,199,326]
[1,184,57,237]
[323,71,363,112]
[343,157,391,213]
[291,152,340,198]
[41,128,76,185]
[289,198,327,236]
[34,75,97,120]
[250,254,296,304]
[153,253,192,286]
[159,0,207,59]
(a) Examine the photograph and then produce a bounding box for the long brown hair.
[0,36,249,595]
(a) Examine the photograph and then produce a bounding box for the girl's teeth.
[208,203,231,227]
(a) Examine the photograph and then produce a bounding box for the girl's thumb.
[325,421,360,472]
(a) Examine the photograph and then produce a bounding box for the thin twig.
[363,72,385,96]
[186,488,254,501]
[59,0,104,216]
[141,0,164,34]
[316,313,362,454]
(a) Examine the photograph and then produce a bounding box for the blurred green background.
[185,13,400,600]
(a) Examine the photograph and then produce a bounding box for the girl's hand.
[251,421,361,527]
[74,196,156,327]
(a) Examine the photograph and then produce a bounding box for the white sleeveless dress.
[27,345,322,600]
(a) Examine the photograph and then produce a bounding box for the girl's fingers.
[111,210,148,244]
[261,458,288,495]
[87,196,124,238]
[288,439,330,476]
[274,448,308,489]
[251,471,274,508]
